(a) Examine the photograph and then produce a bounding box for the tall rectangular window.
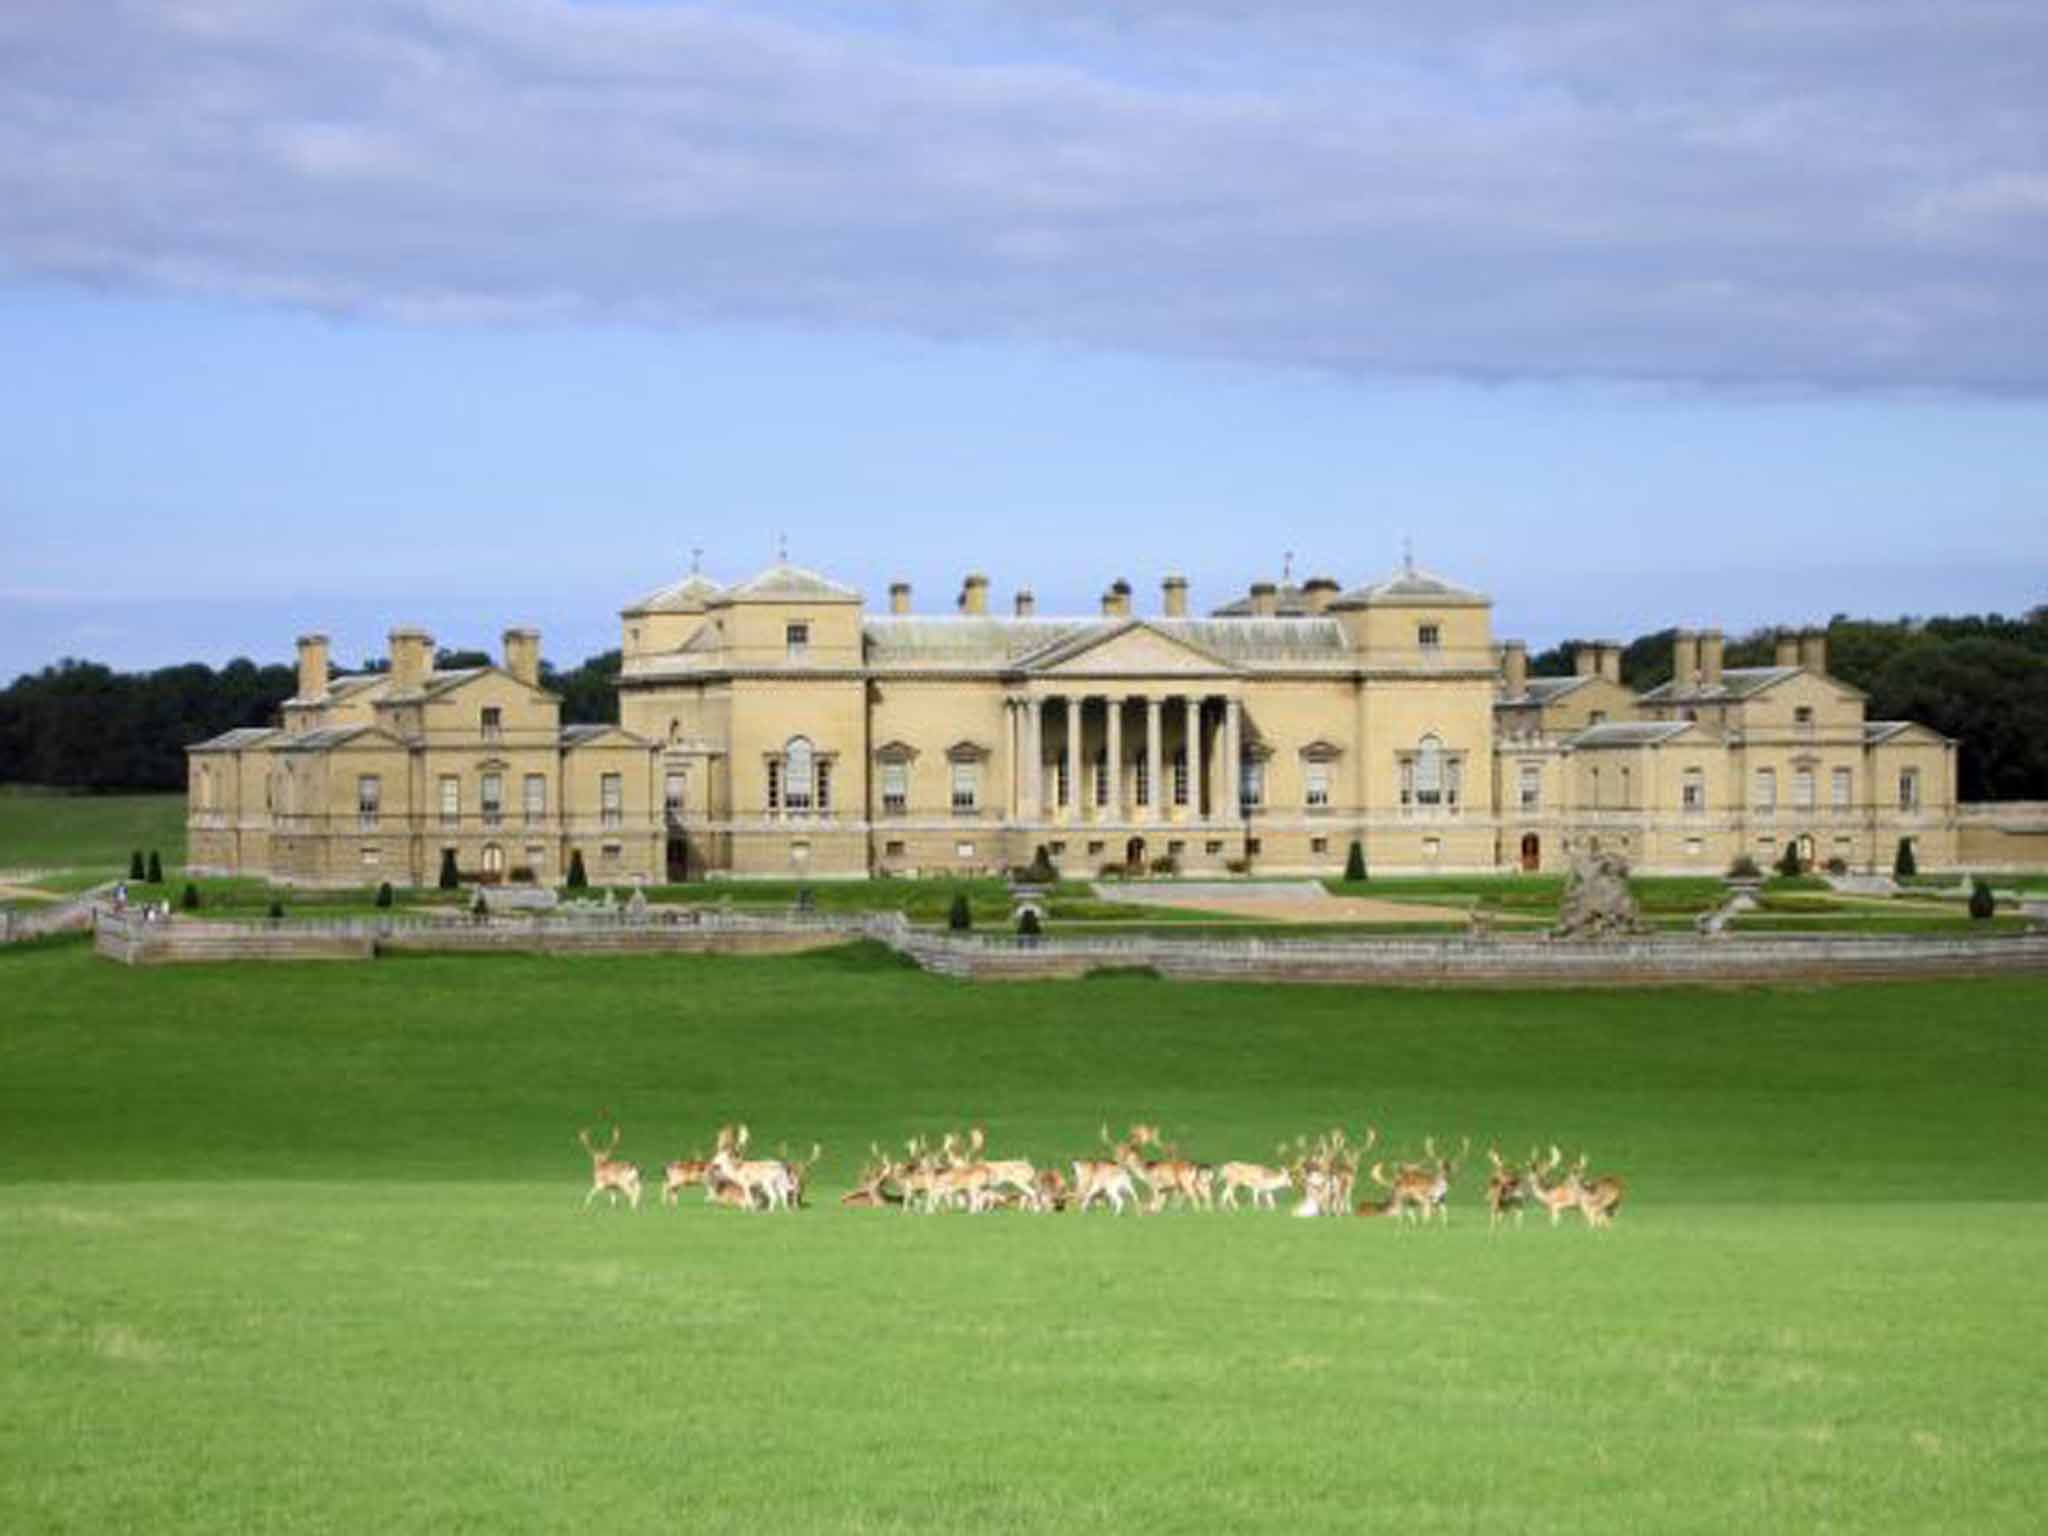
[1171,749,1188,807]
[481,772,503,828]
[952,761,979,813]
[1240,756,1264,808]
[1305,762,1329,808]
[1134,756,1150,808]
[881,761,907,815]
[1682,767,1705,812]
[1899,769,1920,811]
[766,758,782,813]
[1755,767,1777,812]
[1093,749,1108,807]
[1446,758,1463,809]
[523,774,546,824]
[601,772,622,828]
[481,706,502,742]
[439,776,459,827]
[1518,761,1541,810]
[785,622,809,660]
[1056,757,1070,808]
[664,773,684,816]
[357,774,381,830]
[815,759,831,814]
[1832,767,1852,811]
[1793,767,1815,811]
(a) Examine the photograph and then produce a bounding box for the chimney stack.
[1102,579,1132,619]
[1302,577,1340,615]
[1249,581,1278,619]
[1599,643,1623,685]
[1573,642,1599,678]
[1014,589,1036,618]
[1799,626,1828,675]
[1501,638,1528,698]
[502,627,541,689]
[1672,629,1699,689]
[388,627,433,693]
[295,633,329,702]
[1775,629,1802,668]
[958,573,989,616]
[1161,575,1188,618]
[1700,628,1725,689]
[889,581,912,616]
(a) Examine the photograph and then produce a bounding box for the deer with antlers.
[1072,1125,1141,1214]
[1483,1146,1528,1230]
[962,1127,1043,1211]
[841,1143,901,1209]
[661,1151,712,1208]
[707,1123,797,1212]
[1526,1146,1584,1227]
[578,1123,643,1211]
[1569,1153,1627,1229]
[1116,1125,1214,1214]
[1289,1127,1371,1217]
[1370,1135,1463,1226]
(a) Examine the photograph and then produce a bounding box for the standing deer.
[1483,1146,1527,1230]
[1526,1146,1583,1227]
[708,1123,796,1212]
[579,1124,643,1211]
[1072,1125,1140,1214]
[1570,1154,1627,1229]
[1217,1148,1296,1211]
[661,1152,711,1207]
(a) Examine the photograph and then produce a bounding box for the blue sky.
[3,2,2044,679]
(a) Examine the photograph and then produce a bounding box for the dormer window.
[786,622,810,661]
[481,706,502,742]
[1418,623,1442,652]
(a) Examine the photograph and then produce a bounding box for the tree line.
[1528,607,2048,800]
[3,610,2043,799]
[0,648,622,792]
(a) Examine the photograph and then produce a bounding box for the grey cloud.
[1,0,2044,387]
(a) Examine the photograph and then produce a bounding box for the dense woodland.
[3,611,2044,799]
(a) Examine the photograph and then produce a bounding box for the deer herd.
[580,1121,1627,1229]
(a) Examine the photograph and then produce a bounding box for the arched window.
[783,737,815,813]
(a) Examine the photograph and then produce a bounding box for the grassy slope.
[2,943,2045,1532]
[0,789,185,874]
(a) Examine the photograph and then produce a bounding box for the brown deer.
[1120,1130,1214,1214]
[964,1127,1041,1210]
[708,1123,796,1212]
[1526,1146,1583,1227]
[1370,1135,1461,1226]
[661,1152,711,1207]
[1570,1154,1627,1229]
[1072,1125,1139,1214]
[1217,1149,1295,1211]
[579,1124,643,1211]
[841,1144,901,1209]
[1483,1146,1527,1230]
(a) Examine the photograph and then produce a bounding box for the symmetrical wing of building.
[189,559,2038,885]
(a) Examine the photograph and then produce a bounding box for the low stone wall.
[88,907,2048,985]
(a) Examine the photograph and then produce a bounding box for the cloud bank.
[3,1,2044,388]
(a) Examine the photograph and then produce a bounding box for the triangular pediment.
[1026,620,1236,677]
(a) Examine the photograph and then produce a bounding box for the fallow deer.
[661,1153,711,1208]
[1526,1146,1583,1227]
[1570,1154,1627,1229]
[1072,1125,1139,1214]
[964,1127,1041,1211]
[708,1123,796,1212]
[1483,1146,1527,1230]
[841,1144,901,1208]
[579,1124,643,1211]
[1217,1150,1295,1211]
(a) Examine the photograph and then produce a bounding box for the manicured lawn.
[2,942,2044,1532]
[0,789,184,874]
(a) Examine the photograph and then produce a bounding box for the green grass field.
[0,788,186,874]
[3,939,2044,1532]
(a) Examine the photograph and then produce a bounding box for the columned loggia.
[1065,695,1083,824]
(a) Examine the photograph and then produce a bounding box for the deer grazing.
[1483,1146,1527,1230]
[579,1124,643,1211]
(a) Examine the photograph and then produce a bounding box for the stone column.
[1105,695,1122,823]
[1144,696,1162,824]
[1065,695,1083,824]
[1026,696,1044,820]
[1184,695,1203,820]
[1224,695,1242,818]
[1005,700,1019,820]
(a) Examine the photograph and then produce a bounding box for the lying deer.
[579,1124,643,1211]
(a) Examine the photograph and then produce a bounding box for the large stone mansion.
[188,557,2001,885]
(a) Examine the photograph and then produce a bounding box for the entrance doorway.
[1125,836,1146,873]
[666,835,688,883]
[1520,833,1541,873]
[1795,832,1815,871]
